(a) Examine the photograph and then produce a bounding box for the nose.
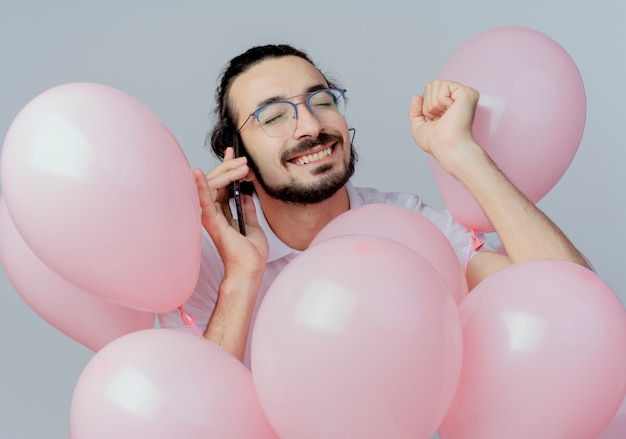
[292,101,323,139]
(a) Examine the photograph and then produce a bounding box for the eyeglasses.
[236,88,347,138]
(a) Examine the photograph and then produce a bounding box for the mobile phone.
[233,134,246,236]
[233,180,245,235]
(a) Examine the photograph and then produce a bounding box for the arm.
[408,80,590,289]
[194,147,268,361]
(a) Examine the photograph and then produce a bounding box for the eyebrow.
[255,84,328,108]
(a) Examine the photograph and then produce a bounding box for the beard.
[244,132,358,205]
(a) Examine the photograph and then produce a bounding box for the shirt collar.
[230,181,360,263]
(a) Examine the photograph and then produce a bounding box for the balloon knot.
[471,229,484,250]
[178,306,196,327]
[177,306,203,338]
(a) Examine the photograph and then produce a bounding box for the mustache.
[281,132,344,163]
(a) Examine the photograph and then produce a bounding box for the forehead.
[229,56,328,118]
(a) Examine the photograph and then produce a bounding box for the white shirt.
[158,182,491,367]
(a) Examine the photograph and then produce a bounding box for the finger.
[214,181,233,204]
[241,194,260,228]
[206,154,247,178]
[205,158,249,189]
[408,95,426,130]
[224,146,235,160]
[193,168,218,219]
[217,188,235,222]
[423,81,454,120]
[449,83,480,109]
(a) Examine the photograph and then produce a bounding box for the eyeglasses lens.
[256,89,346,137]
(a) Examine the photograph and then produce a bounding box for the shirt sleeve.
[351,186,493,265]
[417,203,494,265]
[157,229,224,332]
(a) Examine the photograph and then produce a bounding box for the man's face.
[229,56,355,204]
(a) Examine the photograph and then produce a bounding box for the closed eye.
[263,113,285,125]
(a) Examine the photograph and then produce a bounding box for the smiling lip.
[289,145,335,165]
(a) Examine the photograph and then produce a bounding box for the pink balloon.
[596,394,626,439]
[432,26,586,231]
[310,203,468,304]
[252,235,463,439]
[70,329,278,439]
[439,260,626,439]
[0,83,201,312]
[0,197,155,351]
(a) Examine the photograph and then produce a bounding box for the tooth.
[295,147,332,165]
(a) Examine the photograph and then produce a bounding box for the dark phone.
[233,180,246,236]
[233,134,246,235]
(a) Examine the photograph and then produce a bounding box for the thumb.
[242,194,260,228]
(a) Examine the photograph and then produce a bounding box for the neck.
[256,186,350,251]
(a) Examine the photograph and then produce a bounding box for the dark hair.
[207,44,338,159]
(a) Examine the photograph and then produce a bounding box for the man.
[159,44,589,366]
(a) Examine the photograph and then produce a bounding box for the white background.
[0,1,624,438]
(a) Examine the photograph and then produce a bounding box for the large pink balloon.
[0,197,155,351]
[596,394,626,439]
[432,26,586,231]
[310,203,468,304]
[70,329,278,439]
[439,260,626,439]
[0,83,201,312]
[252,235,463,439]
